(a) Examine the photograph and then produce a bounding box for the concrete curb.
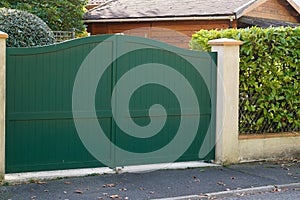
[151,182,300,200]
[4,161,218,184]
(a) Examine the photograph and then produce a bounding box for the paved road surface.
[0,160,299,200]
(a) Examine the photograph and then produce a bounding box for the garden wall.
[239,133,300,161]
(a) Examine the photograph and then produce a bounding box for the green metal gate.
[6,35,217,173]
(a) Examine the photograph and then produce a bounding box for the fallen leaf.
[37,181,46,184]
[217,181,226,186]
[103,183,116,188]
[64,182,72,185]
[236,192,246,196]
[110,194,120,199]
[272,188,282,192]
[199,193,208,197]
[74,190,83,194]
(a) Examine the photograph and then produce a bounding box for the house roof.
[84,0,300,22]
[84,0,253,20]
[86,0,114,10]
[239,16,300,27]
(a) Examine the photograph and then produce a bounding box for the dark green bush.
[0,8,55,47]
[190,27,300,134]
[0,0,87,35]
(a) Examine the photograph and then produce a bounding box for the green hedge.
[190,27,300,134]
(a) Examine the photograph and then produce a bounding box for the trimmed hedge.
[0,8,55,47]
[190,27,300,134]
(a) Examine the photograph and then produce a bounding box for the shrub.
[190,27,300,134]
[0,0,87,35]
[0,8,55,47]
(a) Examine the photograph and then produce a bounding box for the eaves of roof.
[84,15,236,23]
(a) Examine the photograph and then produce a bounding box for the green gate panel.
[112,36,216,166]
[6,36,113,173]
[6,35,217,173]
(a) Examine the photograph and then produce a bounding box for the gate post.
[0,31,8,181]
[208,38,242,165]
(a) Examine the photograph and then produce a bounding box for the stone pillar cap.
[0,31,8,39]
[208,38,243,46]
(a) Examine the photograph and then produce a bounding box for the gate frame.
[0,32,242,181]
